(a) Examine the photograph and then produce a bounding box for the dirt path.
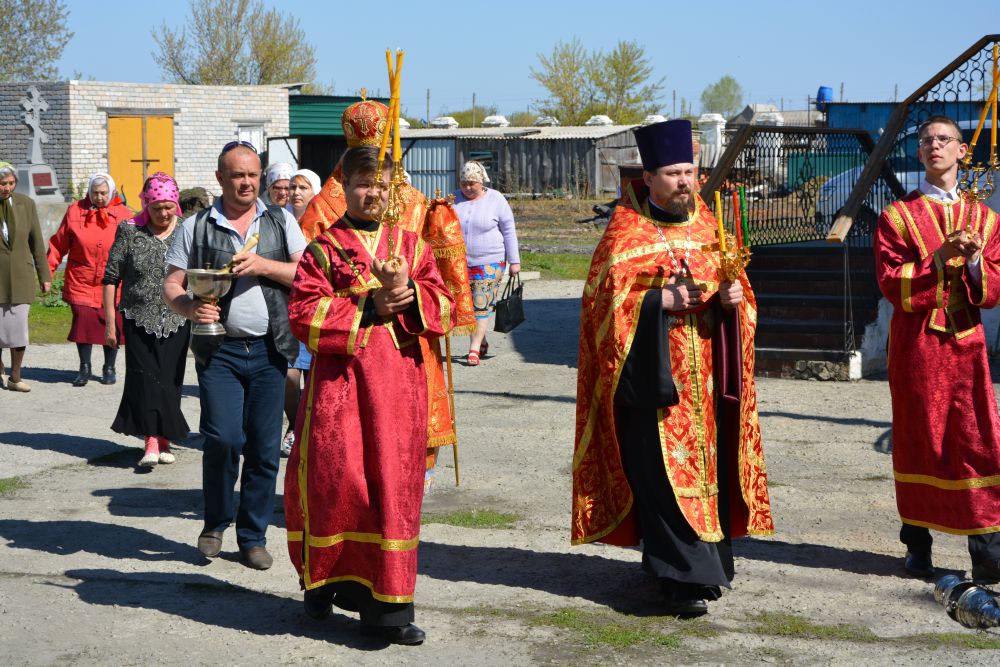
[1,279,998,665]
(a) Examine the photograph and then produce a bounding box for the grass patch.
[521,251,592,280]
[0,476,29,496]
[747,612,879,642]
[28,301,72,344]
[858,474,891,482]
[906,632,1000,650]
[421,508,521,529]
[535,608,681,648]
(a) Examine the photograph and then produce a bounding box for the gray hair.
[0,165,16,181]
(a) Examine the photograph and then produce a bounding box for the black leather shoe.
[971,559,1000,584]
[360,623,426,645]
[904,550,935,578]
[663,593,709,617]
[72,363,91,387]
[304,586,333,620]
[100,365,116,385]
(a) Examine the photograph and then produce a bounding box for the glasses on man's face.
[919,135,961,148]
[221,140,257,155]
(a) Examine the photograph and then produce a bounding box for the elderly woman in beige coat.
[0,162,52,392]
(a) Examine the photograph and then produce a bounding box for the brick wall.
[0,82,72,195]
[68,81,289,197]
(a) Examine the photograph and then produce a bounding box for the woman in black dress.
[102,173,190,467]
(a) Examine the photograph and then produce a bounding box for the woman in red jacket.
[48,173,133,386]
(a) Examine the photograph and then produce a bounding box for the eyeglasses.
[919,135,961,147]
[220,140,257,155]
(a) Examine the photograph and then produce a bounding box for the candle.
[969,76,999,151]
[739,185,750,246]
[377,50,394,164]
[732,191,743,247]
[715,190,726,252]
[992,43,998,156]
[393,50,404,162]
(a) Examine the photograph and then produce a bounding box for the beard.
[661,191,695,217]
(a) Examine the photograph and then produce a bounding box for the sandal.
[467,350,480,366]
[480,340,489,357]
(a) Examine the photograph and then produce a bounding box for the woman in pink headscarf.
[102,173,191,468]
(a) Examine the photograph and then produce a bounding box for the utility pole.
[673,89,677,118]
[840,82,844,102]
[894,84,898,102]
[472,92,477,127]
[426,89,430,128]
[780,97,784,112]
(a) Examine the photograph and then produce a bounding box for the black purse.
[493,273,525,333]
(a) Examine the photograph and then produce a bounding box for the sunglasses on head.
[221,140,257,155]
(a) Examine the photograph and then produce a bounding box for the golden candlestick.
[718,232,752,282]
[959,42,1000,228]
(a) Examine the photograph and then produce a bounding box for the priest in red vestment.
[299,95,474,490]
[572,120,773,617]
[285,146,456,645]
[874,115,1000,583]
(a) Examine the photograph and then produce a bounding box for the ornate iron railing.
[828,35,1000,242]
[699,126,900,248]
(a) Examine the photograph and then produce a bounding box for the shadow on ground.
[90,487,286,529]
[58,568,385,649]
[507,297,580,368]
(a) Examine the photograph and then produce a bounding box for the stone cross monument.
[15,86,65,203]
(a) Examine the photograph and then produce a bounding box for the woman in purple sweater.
[452,161,520,365]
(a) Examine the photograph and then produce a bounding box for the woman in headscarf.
[0,161,52,392]
[451,161,520,365]
[47,173,133,386]
[287,168,320,221]
[102,173,191,467]
[265,162,294,207]
[280,167,321,456]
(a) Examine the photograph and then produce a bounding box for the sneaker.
[280,430,295,457]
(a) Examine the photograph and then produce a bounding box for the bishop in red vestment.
[285,147,456,644]
[874,115,1000,583]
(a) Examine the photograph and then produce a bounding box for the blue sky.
[59,0,988,120]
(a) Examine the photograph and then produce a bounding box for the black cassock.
[614,285,735,597]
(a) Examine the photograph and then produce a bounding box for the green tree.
[531,38,663,125]
[588,40,664,124]
[530,38,600,126]
[700,75,744,116]
[508,111,537,127]
[152,0,318,88]
[440,104,498,128]
[0,0,73,81]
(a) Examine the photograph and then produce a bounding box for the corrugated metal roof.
[399,125,636,140]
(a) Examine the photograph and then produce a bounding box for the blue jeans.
[197,336,286,549]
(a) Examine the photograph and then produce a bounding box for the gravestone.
[14,86,65,204]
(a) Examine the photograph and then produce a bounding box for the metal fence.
[699,126,900,248]
[829,35,1000,242]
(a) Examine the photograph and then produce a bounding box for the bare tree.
[0,0,73,81]
[151,0,318,88]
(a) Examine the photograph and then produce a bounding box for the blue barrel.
[816,86,834,111]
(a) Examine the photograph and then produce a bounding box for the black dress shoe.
[663,593,709,617]
[971,559,1000,584]
[100,365,116,385]
[72,363,91,387]
[360,623,426,645]
[904,550,935,578]
[303,586,333,620]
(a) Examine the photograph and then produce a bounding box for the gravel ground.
[1,278,998,665]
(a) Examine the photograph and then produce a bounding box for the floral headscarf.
[461,161,490,184]
[133,172,182,227]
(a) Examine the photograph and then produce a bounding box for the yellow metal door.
[107,115,174,211]
[107,116,143,210]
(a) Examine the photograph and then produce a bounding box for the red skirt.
[68,304,125,346]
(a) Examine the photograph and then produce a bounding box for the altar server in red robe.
[875,115,1000,583]
[285,146,456,645]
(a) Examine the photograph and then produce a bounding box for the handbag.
[493,273,525,333]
